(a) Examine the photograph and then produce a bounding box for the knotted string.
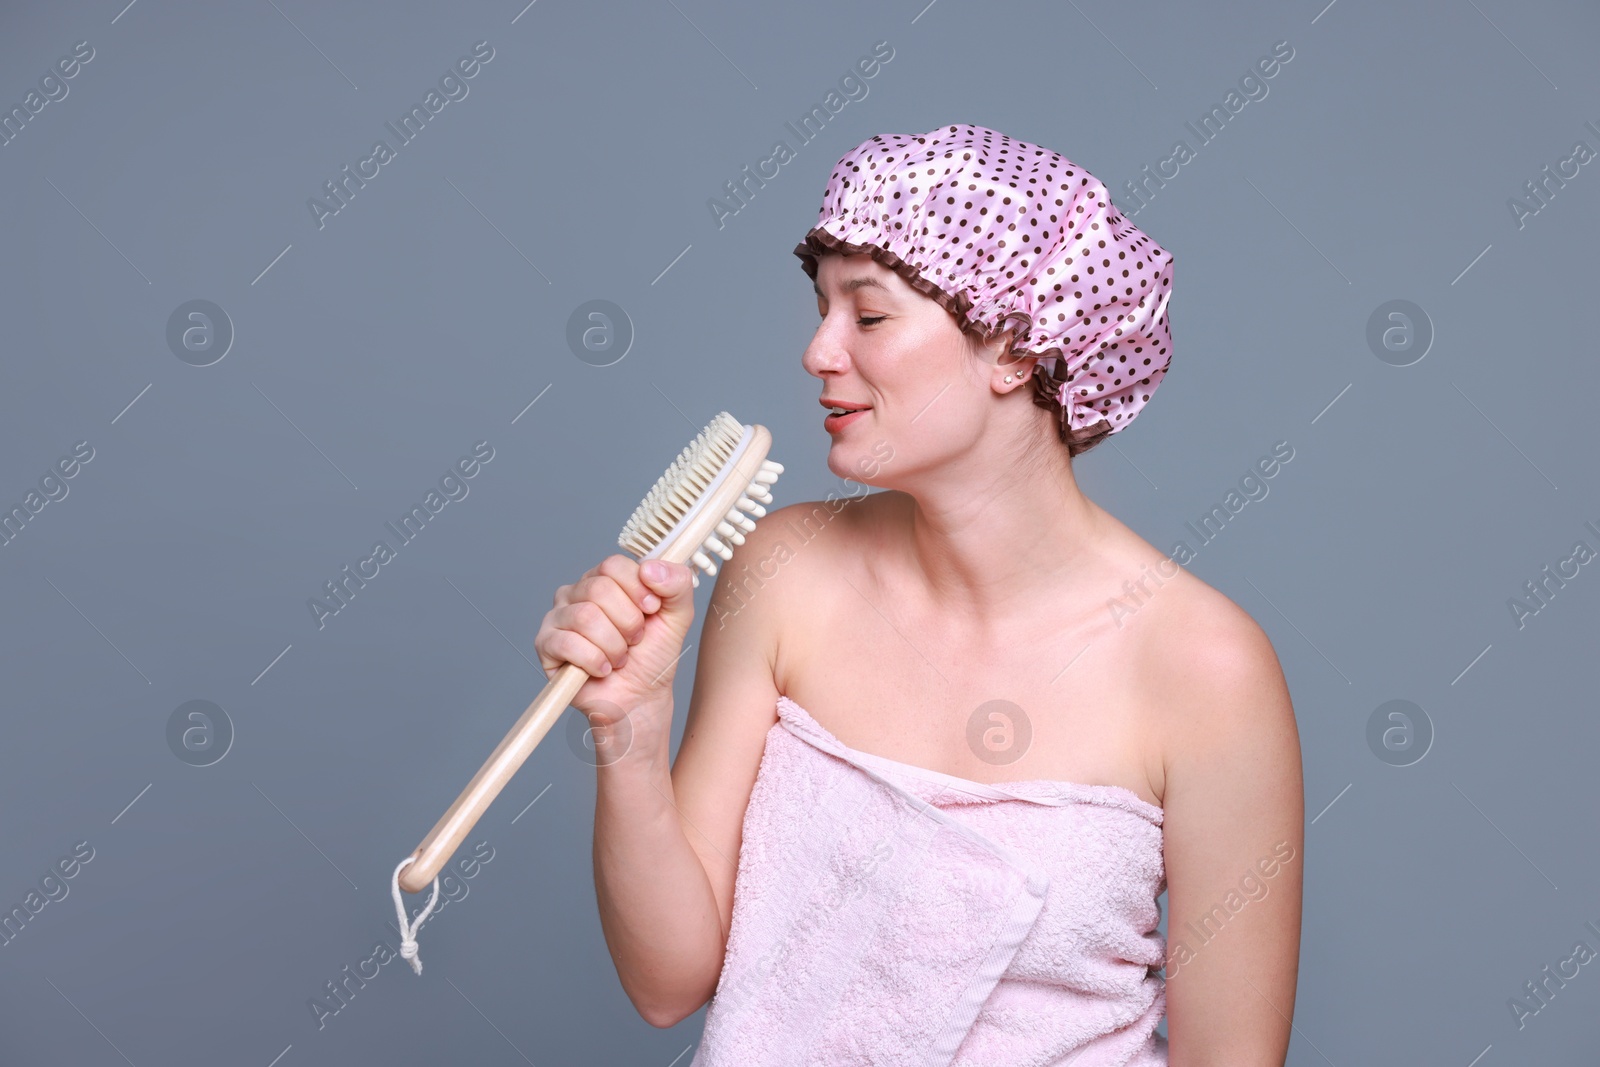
[391,856,441,976]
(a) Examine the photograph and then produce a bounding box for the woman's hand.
[534,554,697,762]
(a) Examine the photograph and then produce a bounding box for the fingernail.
[642,560,665,581]
[642,594,661,612]
[599,662,611,675]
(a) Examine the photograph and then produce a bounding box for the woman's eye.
[857,316,886,326]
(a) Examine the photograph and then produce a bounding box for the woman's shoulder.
[1088,505,1273,668]
[1143,573,1281,688]
[1110,539,1293,763]
[710,490,886,613]
[712,493,890,696]
[1113,538,1278,679]
[1097,537,1295,813]
[741,489,898,565]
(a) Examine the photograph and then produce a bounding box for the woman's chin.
[826,451,888,490]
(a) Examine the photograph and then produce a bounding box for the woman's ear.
[989,331,1042,389]
[965,324,1016,367]
[964,324,1038,391]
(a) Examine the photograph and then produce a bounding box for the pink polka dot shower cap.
[794,123,1175,453]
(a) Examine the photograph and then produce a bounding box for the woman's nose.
[802,318,850,376]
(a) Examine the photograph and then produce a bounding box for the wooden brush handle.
[399,660,589,893]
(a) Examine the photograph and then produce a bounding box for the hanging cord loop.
[391,856,441,976]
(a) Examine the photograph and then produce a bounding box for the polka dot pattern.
[794,123,1175,453]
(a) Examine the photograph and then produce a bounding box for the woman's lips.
[824,407,870,432]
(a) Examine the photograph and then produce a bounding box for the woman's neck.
[891,455,1110,627]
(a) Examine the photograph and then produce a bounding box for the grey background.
[1,0,1596,1064]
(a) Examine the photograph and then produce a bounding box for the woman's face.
[803,251,1015,487]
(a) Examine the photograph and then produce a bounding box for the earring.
[1004,375,1013,383]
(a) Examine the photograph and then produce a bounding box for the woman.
[536,124,1303,1064]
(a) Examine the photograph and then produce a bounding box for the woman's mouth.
[824,406,871,432]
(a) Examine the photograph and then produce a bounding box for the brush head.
[617,412,783,587]
[614,412,784,588]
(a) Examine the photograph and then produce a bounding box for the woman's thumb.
[639,559,696,621]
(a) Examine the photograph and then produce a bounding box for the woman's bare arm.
[1160,603,1304,1066]
[590,507,793,1027]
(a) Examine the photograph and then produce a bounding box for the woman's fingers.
[579,572,650,644]
[536,555,660,677]
[539,626,613,678]
[592,554,661,615]
[555,578,647,667]
[553,599,629,670]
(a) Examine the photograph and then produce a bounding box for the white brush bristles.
[617,412,784,587]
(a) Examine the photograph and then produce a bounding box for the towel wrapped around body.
[690,696,1168,1067]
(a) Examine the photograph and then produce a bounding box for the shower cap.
[794,122,1174,452]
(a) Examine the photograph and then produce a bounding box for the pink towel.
[691,696,1167,1067]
